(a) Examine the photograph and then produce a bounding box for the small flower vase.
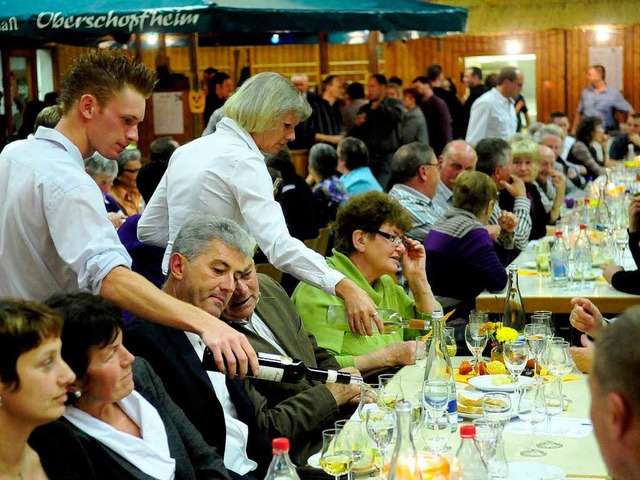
[491,344,505,364]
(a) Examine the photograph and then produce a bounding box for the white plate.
[457,390,519,419]
[468,374,534,392]
[507,461,566,479]
[307,452,375,475]
[569,269,601,281]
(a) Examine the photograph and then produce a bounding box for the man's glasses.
[374,230,404,246]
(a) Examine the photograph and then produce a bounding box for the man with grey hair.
[432,140,477,212]
[533,125,585,193]
[466,66,524,147]
[590,306,640,480]
[84,153,124,229]
[388,142,441,242]
[475,137,529,261]
[126,215,271,479]
[140,72,382,339]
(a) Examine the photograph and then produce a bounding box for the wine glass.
[517,384,547,457]
[614,227,628,266]
[365,406,395,478]
[406,394,424,437]
[465,323,488,374]
[482,392,512,432]
[320,428,353,480]
[472,418,508,479]
[335,420,367,480]
[421,380,450,453]
[541,340,573,410]
[524,323,547,381]
[503,341,528,388]
[537,379,564,449]
[357,383,379,421]
[444,326,457,357]
[532,310,554,338]
[378,374,404,409]
[415,335,428,368]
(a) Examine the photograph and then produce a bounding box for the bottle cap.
[555,231,563,237]
[579,224,587,230]
[460,425,476,438]
[272,437,290,452]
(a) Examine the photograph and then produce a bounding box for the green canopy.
[0,0,467,44]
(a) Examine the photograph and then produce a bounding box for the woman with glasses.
[109,148,143,217]
[292,191,439,377]
[425,171,507,314]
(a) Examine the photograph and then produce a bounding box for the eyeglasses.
[422,163,439,169]
[124,168,141,174]
[374,230,404,246]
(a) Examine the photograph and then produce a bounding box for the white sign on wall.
[153,92,184,135]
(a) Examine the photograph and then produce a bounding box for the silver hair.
[84,152,117,178]
[171,215,256,261]
[309,143,338,178]
[533,124,563,144]
[290,73,308,83]
[117,148,142,169]
[526,122,545,139]
[223,72,312,133]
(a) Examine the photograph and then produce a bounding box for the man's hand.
[335,278,382,336]
[200,321,259,378]
[569,297,604,337]
[326,367,362,406]
[382,341,417,367]
[500,174,526,198]
[485,224,501,240]
[550,170,566,195]
[569,334,594,374]
[602,264,624,284]
[497,211,518,235]
[629,197,640,233]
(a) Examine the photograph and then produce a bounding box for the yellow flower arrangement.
[479,321,519,347]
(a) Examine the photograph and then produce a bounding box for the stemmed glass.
[379,374,404,409]
[537,379,564,449]
[482,392,512,433]
[517,384,547,457]
[320,428,353,480]
[335,420,367,480]
[365,406,395,479]
[524,323,547,381]
[465,323,488,374]
[614,227,628,266]
[532,311,554,338]
[444,326,457,357]
[473,417,508,479]
[421,380,450,453]
[357,383,379,420]
[541,339,573,418]
[503,341,528,389]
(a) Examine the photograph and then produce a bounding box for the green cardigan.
[291,250,428,368]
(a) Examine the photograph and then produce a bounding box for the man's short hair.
[391,142,434,185]
[549,111,568,122]
[412,76,429,84]
[204,67,217,75]
[85,152,118,179]
[290,73,308,83]
[475,138,511,175]
[171,215,256,262]
[211,71,230,87]
[149,137,178,163]
[590,64,606,80]
[370,74,387,86]
[322,75,338,92]
[59,50,156,116]
[389,76,403,87]
[452,171,497,217]
[35,105,61,130]
[468,67,483,80]
[346,82,365,100]
[593,305,640,415]
[426,65,443,83]
[223,72,311,133]
[497,67,519,84]
[533,125,563,144]
[338,137,369,171]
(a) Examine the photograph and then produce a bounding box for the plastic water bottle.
[551,231,569,287]
[573,224,592,286]
[264,438,300,480]
[450,425,488,480]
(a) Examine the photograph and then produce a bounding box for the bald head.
[439,140,478,190]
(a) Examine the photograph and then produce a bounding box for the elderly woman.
[110,148,143,217]
[139,72,379,334]
[292,191,439,376]
[34,292,230,480]
[337,137,383,195]
[499,137,553,240]
[568,115,608,179]
[0,299,78,479]
[425,171,508,308]
[85,152,124,229]
[306,143,350,225]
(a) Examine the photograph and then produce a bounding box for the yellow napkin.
[517,269,538,276]
[454,368,473,384]
[539,367,582,382]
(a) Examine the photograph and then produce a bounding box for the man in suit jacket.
[125,216,271,480]
[221,270,361,464]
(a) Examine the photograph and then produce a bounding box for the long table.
[476,244,640,314]
[395,358,607,478]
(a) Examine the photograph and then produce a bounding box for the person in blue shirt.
[336,137,383,195]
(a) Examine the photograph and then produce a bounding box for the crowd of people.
[0,48,638,479]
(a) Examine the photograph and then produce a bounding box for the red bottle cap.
[555,231,563,237]
[579,224,587,230]
[460,425,476,438]
[272,437,290,452]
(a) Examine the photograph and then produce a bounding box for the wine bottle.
[202,349,363,385]
[503,264,525,333]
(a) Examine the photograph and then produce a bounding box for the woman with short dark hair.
[568,115,608,179]
[307,143,349,225]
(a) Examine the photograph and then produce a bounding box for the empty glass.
[422,380,450,453]
[524,323,547,381]
[365,406,395,478]
[537,379,564,449]
[517,384,547,457]
[465,323,488,374]
[503,341,528,388]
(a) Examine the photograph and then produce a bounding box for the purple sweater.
[425,208,508,304]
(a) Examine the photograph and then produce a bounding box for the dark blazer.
[30,358,229,480]
[124,319,271,476]
[228,274,342,464]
